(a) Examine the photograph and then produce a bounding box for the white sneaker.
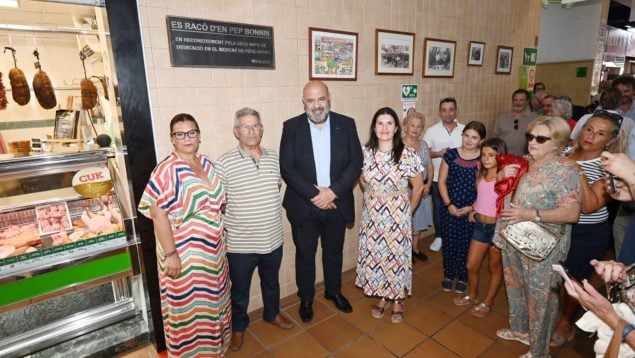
[430,237,442,252]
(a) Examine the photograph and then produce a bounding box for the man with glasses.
[493,89,537,155]
[216,107,292,352]
[280,80,363,322]
[423,97,465,252]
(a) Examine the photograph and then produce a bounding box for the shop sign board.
[519,65,536,91]
[166,16,275,69]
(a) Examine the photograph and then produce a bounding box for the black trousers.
[291,207,346,301]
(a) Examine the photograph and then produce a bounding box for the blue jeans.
[227,246,283,332]
[431,181,442,237]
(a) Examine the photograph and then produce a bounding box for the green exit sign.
[576,67,588,78]
[401,84,418,99]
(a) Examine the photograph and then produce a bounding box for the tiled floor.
[119,235,595,357]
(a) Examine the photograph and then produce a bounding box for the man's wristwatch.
[623,323,635,341]
[533,209,542,222]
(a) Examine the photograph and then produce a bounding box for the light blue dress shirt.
[309,116,331,187]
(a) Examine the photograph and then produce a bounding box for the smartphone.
[552,263,579,288]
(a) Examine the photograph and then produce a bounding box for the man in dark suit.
[280,80,363,322]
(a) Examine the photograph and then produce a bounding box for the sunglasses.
[594,110,623,127]
[525,132,551,144]
[172,129,200,140]
[513,119,519,130]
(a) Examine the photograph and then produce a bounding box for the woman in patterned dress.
[356,107,424,324]
[138,113,231,356]
[552,111,623,346]
[402,112,434,262]
[494,116,581,358]
[438,121,486,294]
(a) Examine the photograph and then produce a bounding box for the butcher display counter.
[0,149,149,357]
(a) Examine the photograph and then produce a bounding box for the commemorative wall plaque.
[166,16,275,69]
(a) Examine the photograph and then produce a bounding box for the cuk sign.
[166,16,275,69]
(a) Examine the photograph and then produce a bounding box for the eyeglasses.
[513,119,519,130]
[594,110,623,127]
[172,129,200,140]
[237,124,263,131]
[525,132,551,144]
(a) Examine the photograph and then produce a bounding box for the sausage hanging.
[0,72,8,110]
[32,49,57,110]
[4,47,30,106]
[79,51,97,110]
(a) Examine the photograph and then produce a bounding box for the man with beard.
[493,89,538,155]
[279,80,363,322]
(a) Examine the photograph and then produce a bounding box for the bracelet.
[163,250,178,259]
[445,201,454,207]
[623,323,635,341]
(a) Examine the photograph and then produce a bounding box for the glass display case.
[0,149,148,357]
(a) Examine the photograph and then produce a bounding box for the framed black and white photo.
[375,29,415,75]
[468,41,485,66]
[496,46,514,74]
[53,110,80,139]
[423,38,456,78]
[309,27,358,81]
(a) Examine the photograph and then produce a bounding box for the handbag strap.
[605,319,627,358]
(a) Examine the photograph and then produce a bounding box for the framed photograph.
[423,38,456,78]
[496,46,514,74]
[468,41,485,66]
[375,29,415,75]
[309,27,358,81]
[53,110,80,139]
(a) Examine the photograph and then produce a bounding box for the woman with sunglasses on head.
[551,111,624,346]
[138,113,231,356]
[495,116,581,358]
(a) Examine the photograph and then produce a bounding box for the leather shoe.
[324,292,353,313]
[299,300,313,322]
[266,313,293,330]
[230,331,244,352]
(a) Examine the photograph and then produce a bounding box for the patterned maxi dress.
[356,147,423,299]
[412,140,433,231]
[138,152,231,357]
[440,148,479,282]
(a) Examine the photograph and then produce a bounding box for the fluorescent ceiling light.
[0,0,19,8]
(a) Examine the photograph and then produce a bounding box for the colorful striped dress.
[138,152,231,357]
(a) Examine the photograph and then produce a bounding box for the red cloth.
[494,154,529,216]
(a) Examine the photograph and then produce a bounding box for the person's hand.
[163,254,182,279]
[422,182,431,197]
[448,204,460,217]
[456,206,472,216]
[311,186,337,209]
[601,151,635,181]
[607,177,634,202]
[500,203,530,224]
[468,210,476,223]
[439,147,448,156]
[565,278,621,329]
[499,164,521,180]
[591,259,628,283]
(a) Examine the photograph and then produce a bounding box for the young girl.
[438,121,486,294]
[453,138,507,318]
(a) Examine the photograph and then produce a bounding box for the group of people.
[137,76,635,357]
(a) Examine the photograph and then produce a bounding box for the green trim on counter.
[0,119,55,130]
[0,251,132,307]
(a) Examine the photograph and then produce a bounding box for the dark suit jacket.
[280,111,363,226]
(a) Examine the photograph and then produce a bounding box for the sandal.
[496,328,530,346]
[453,295,479,306]
[470,302,491,318]
[371,298,389,319]
[549,329,575,347]
[391,299,404,324]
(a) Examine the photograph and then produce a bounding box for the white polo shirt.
[422,120,465,181]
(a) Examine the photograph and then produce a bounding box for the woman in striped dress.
[551,111,624,346]
[138,113,231,356]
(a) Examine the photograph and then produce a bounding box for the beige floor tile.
[433,320,494,358]
[308,315,362,352]
[403,301,453,336]
[283,298,338,329]
[404,338,459,357]
[369,321,427,356]
[341,297,386,332]
[225,330,265,358]
[269,331,328,357]
[333,336,394,358]
[249,318,302,348]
